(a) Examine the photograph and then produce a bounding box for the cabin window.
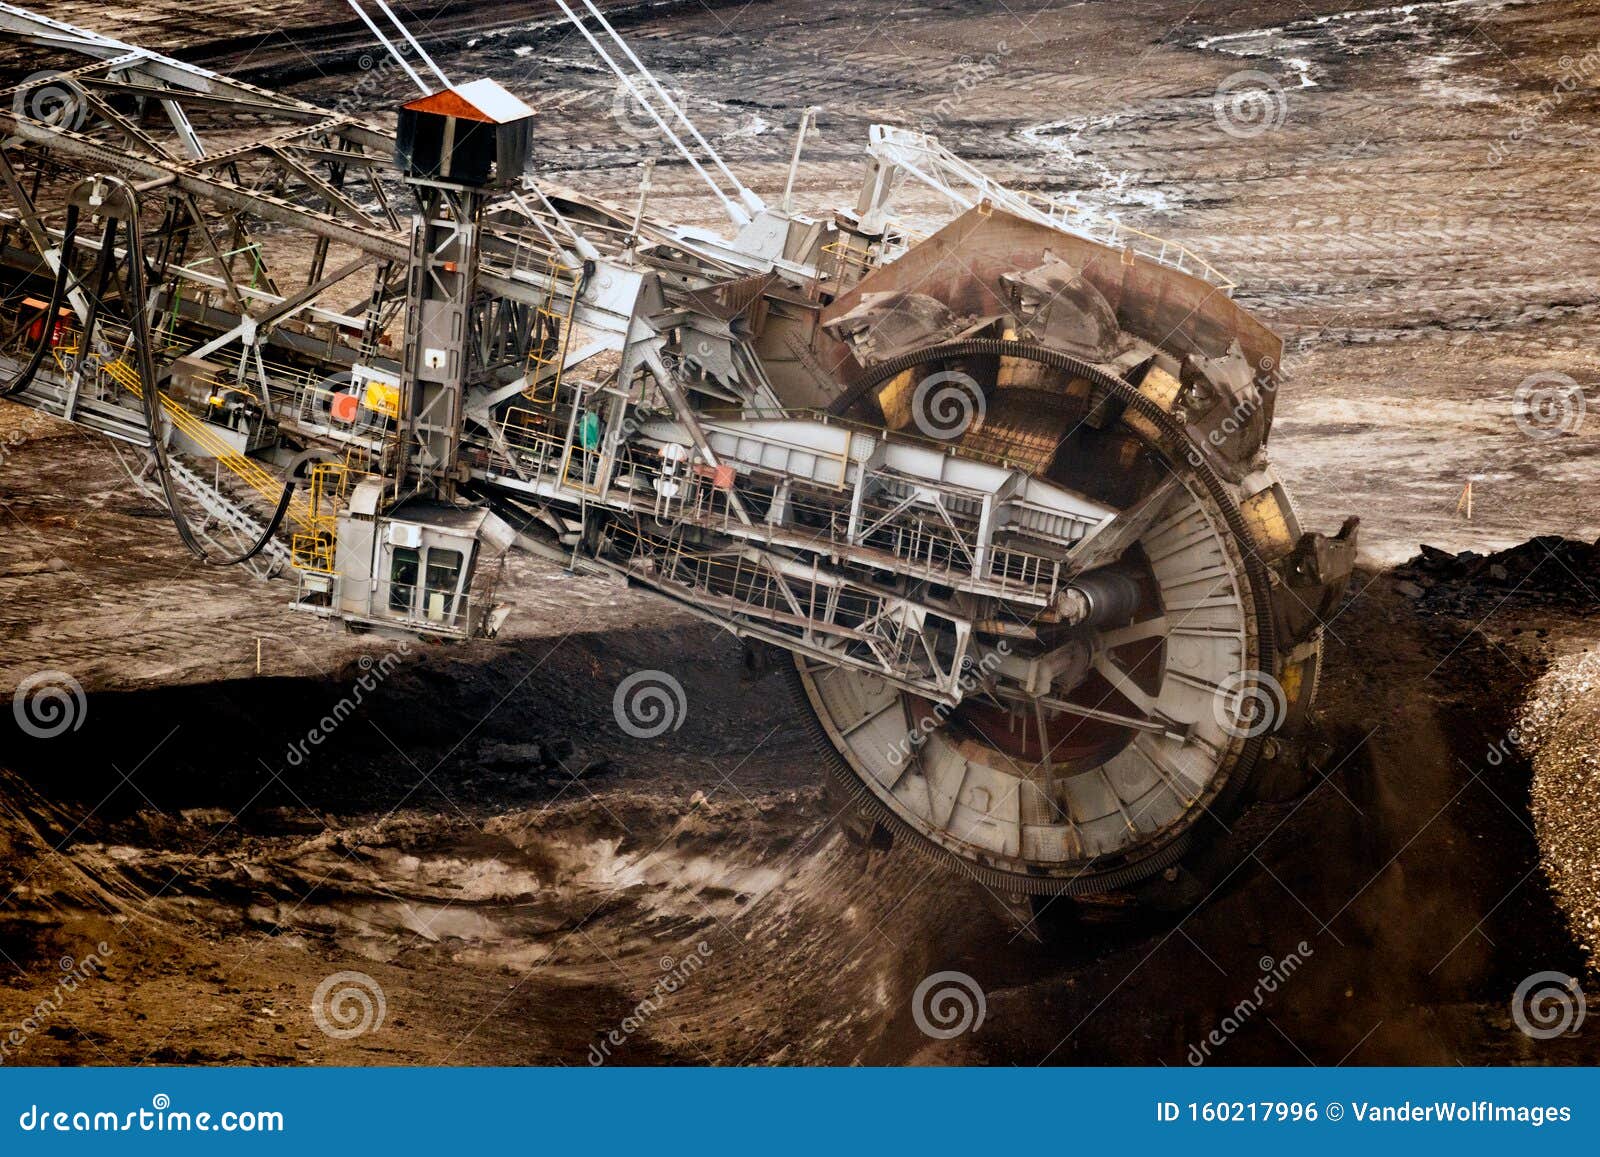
[423,548,463,621]
[389,546,420,613]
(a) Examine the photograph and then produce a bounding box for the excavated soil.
[1522,650,1600,977]
[0,557,1596,1066]
[1,0,1598,1065]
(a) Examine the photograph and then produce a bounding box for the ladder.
[59,341,317,534]
[290,461,348,573]
[523,258,582,406]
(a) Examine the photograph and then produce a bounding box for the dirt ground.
[1,0,1598,1066]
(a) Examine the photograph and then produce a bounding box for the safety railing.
[290,461,350,574]
[821,227,927,288]
[524,259,584,406]
[375,579,474,634]
[56,338,316,532]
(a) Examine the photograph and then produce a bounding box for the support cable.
[344,0,431,94]
[552,0,748,226]
[371,0,452,90]
[575,0,764,218]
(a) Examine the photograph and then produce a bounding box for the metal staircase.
[1,348,296,576]
[523,259,583,405]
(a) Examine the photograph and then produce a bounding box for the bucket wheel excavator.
[0,1,1357,918]
[781,188,1359,908]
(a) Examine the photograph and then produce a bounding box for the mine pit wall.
[1521,649,1600,977]
[0,619,790,816]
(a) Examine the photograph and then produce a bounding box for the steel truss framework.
[0,3,1356,895]
[0,2,1104,698]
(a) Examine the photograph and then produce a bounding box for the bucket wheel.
[793,339,1286,899]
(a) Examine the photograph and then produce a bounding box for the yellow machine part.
[1239,483,1299,563]
[1121,364,1182,445]
[363,379,400,419]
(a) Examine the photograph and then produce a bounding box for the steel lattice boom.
[0,2,1357,906]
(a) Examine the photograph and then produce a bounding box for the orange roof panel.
[403,88,494,123]
[402,79,535,125]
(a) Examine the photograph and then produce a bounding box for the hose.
[1,202,80,398]
[69,176,298,567]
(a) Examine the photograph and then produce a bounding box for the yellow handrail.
[524,259,582,406]
[58,342,315,531]
[291,461,347,573]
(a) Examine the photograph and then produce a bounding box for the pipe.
[2,202,80,398]
[69,175,298,567]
